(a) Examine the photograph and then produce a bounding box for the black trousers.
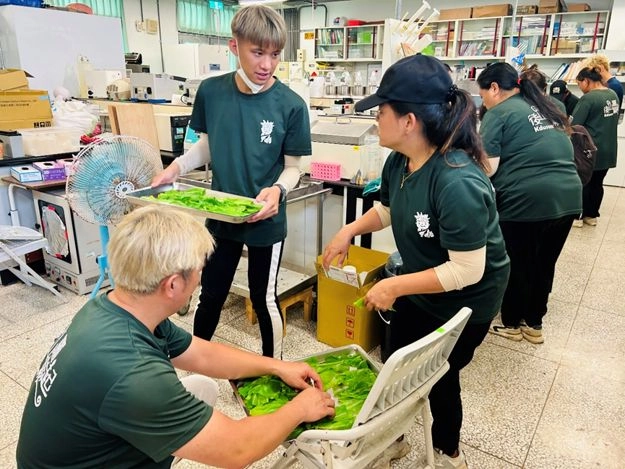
[499,215,575,328]
[389,296,490,456]
[582,169,609,218]
[193,236,285,358]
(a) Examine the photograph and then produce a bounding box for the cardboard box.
[553,39,578,53]
[0,69,33,91]
[11,165,43,183]
[0,90,53,132]
[56,157,75,176]
[438,7,472,20]
[32,161,67,181]
[538,0,567,13]
[472,4,513,18]
[516,5,539,15]
[567,3,590,11]
[316,245,389,351]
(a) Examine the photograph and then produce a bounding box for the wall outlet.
[297,49,305,62]
[134,19,144,32]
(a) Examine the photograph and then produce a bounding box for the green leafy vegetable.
[236,350,377,438]
[143,188,262,217]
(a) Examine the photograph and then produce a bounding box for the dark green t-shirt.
[191,72,312,246]
[379,150,510,324]
[16,294,212,468]
[480,94,582,221]
[571,88,619,170]
[549,94,567,115]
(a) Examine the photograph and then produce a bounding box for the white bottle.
[363,133,382,182]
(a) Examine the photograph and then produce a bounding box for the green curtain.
[46,0,128,51]
[177,0,236,37]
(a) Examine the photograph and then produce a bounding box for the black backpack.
[570,124,597,186]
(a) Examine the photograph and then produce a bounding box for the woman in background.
[571,66,619,227]
[477,63,581,344]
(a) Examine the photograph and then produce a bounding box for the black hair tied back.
[446,84,459,103]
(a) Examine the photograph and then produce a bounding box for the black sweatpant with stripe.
[193,236,284,358]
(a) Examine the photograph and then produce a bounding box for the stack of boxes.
[0,69,53,132]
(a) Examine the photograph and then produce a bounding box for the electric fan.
[66,135,163,297]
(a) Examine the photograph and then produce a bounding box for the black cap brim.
[355,93,386,112]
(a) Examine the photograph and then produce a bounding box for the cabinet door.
[315,27,345,60]
[456,17,502,58]
[426,20,455,58]
[551,11,608,55]
[346,25,377,60]
[503,14,552,57]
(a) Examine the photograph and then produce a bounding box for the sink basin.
[287,178,324,200]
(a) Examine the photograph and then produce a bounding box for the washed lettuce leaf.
[236,351,377,438]
[143,188,262,216]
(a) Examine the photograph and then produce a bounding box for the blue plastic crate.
[0,0,43,7]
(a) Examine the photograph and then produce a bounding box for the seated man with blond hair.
[16,205,335,468]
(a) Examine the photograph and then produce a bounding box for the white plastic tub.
[18,127,81,156]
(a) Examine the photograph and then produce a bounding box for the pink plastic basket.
[310,162,341,181]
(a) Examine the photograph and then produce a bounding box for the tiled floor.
[1,186,625,468]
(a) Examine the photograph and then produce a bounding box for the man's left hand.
[276,361,324,391]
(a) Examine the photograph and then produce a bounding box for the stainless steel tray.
[126,182,261,224]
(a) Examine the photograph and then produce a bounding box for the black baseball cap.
[550,80,568,97]
[355,54,453,112]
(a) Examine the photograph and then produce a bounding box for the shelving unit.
[314,24,384,62]
[423,10,609,64]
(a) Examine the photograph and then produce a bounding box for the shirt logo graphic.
[527,106,554,133]
[604,99,619,118]
[33,332,67,407]
[260,120,274,144]
[415,212,434,238]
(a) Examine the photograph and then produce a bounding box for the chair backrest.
[354,307,472,426]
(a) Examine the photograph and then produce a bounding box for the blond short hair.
[583,54,610,72]
[231,4,286,49]
[108,206,214,294]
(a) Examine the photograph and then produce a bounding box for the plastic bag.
[52,99,99,135]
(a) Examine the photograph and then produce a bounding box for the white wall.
[123,0,178,74]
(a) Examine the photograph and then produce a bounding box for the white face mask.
[235,40,265,94]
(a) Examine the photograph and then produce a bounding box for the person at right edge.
[477,63,582,345]
[323,54,510,469]
[571,66,619,228]
[152,5,311,358]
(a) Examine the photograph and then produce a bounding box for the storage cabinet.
[315,24,384,62]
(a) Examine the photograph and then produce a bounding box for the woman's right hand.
[322,227,353,270]
[151,161,181,187]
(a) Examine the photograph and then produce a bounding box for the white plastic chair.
[0,225,64,300]
[272,307,472,469]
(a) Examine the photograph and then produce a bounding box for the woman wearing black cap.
[476,62,582,345]
[322,54,510,469]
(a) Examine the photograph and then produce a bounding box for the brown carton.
[517,5,539,15]
[567,3,590,11]
[538,0,568,13]
[0,69,33,91]
[315,245,388,351]
[473,4,513,18]
[438,7,473,20]
[0,90,53,132]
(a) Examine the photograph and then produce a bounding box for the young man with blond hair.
[152,5,311,359]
